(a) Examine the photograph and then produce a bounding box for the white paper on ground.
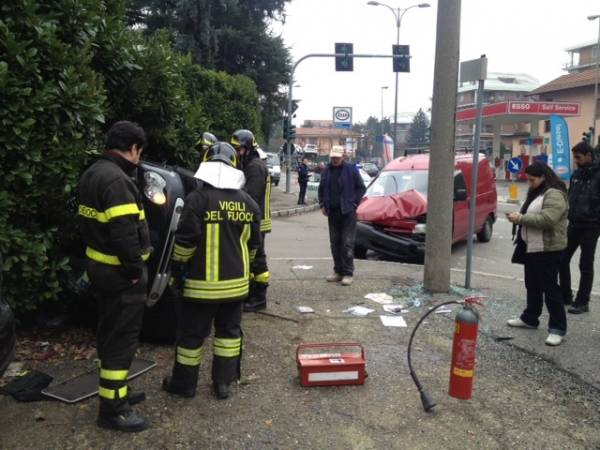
[292,265,313,270]
[380,315,407,327]
[364,293,394,304]
[433,307,454,314]
[343,306,375,316]
[297,306,315,313]
[382,304,406,314]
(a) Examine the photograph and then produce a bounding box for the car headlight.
[414,223,427,234]
[144,171,167,205]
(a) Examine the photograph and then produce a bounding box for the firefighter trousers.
[248,232,269,306]
[171,300,243,390]
[89,262,147,417]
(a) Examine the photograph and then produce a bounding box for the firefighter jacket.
[172,181,262,303]
[77,152,151,279]
[242,152,272,233]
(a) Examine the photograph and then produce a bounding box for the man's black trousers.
[559,226,600,306]
[89,262,147,417]
[298,181,307,204]
[170,300,243,390]
[327,209,357,277]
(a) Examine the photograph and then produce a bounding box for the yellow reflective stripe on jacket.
[240,224,250,278]
[213,338,242,358]
[260,218,272,232]
[205,223,220,282]
[100,368,128,381]
[250,249,257,262]
[78,203,145,223]
[176,346,203,366]
[264,176,272,220]
[98,386,128,400]
[86,246,150,265]
[183,285,249,300]
[185,277,249,290]
[173,243,196,262]
[254,271,270,284]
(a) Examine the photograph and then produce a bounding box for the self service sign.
[333,107,352,129]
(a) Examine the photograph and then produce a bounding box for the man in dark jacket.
[318,146,366,286]
[559,141,600,314]
[230,129,271,312]
[297,158,310,205]
[78,121,151,432]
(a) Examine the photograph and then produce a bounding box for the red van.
[355,153,497,263]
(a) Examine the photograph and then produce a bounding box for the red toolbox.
[296,342,367,387]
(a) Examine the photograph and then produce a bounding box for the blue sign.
[508,157,523,174]
[550,115,571,181]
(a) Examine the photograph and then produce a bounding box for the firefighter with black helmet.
[196,131,217,161]
[163,142,261,400]
[77,121,152,432]
[230,129,272,312]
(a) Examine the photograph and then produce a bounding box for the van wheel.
[354,245,367,259]
[477,216,493,243]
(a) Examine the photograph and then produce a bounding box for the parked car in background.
[358,168,372,187]
[266,152,281,186]
[361,162,380,177]
[355,153,497,262]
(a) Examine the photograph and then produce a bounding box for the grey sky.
[271,0,599,125]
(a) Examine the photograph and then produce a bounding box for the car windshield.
[266,154,280,166]
[366,170,428,197]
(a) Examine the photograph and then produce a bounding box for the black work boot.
[162,376,196,398]
[97,409,149,433]
[127,389,146,405]
[243,283,268,312]
[568,303,590,314]
[212,382,230,400]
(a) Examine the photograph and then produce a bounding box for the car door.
[452,171,470,242]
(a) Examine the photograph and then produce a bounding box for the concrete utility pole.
[589,14,600,147]
[423,0,462,293]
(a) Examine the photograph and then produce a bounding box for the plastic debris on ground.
[431,306,454,314]
[380,315,407,327]
[297,306,315,314]
[382,304,408,314]
[292,265,313,270]
[364,293,394,305]
[343,306,375,317]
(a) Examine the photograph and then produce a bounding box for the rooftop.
[565,39,599,52]
[458,72,540,94]
[528,68,599,96]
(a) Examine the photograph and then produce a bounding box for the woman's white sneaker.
[545,334,563,346]
[506,318,537,329]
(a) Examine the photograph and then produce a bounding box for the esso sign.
[511,103,531,111]
[335,109,350,121]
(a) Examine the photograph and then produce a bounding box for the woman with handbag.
[506,162,568,346]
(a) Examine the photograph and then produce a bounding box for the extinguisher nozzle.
[420,391,436,413]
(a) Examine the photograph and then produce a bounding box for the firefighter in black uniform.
[163,142,261,400]
[196,131,218,161]
[230,129,272,312]
[77,121,152,432]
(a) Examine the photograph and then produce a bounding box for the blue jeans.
[521,251,567,335]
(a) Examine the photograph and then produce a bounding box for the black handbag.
[511,225,527,265]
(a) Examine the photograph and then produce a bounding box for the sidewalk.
[271,183,319,217]
[1,258,599,449]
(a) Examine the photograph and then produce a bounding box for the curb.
[272,203,320,218]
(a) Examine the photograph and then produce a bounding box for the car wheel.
[476,216,493,243]
[354,245,367,259]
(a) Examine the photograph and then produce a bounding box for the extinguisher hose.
[407,300,462,412]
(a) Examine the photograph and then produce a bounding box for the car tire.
[476,216,493,243]
[354,245,368,259]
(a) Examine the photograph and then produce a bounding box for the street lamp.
[368,1,431,157]
[380,85,389,121]
[589,14,600,147]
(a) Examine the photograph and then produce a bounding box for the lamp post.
[380,85,389,121]
[368,1,430,157]
[589,14,600,147]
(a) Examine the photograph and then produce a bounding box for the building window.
[544,120,550,133]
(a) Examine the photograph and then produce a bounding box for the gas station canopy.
[456,100,581,124]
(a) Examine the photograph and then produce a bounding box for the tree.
[407,108,430,147]
[127,0,292,143]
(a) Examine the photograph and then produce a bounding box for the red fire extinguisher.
[407,296,483,412]
[448,297,481,400]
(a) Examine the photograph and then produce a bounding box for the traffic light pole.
[285,52,406,194]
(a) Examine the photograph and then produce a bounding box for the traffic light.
[583,127,594,143]
[291,99,300,115]
[282,117,296,141]
[335,43,353,72]
[392,45,410,73]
